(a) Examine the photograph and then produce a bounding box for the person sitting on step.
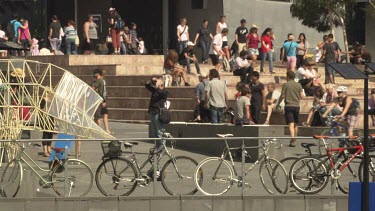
[178,41,201,75]
[164,49,190,86]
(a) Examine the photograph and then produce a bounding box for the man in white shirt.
[177,18,189,54]
[209,28,228,70]
[234,50,253,83]
[264,82,284,125]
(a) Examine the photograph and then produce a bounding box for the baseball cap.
[336,86,347,92]
[109,7,115,12]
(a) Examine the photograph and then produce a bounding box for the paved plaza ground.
[0,122,365,198]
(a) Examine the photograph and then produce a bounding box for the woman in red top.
[246,25,260,66]
[260,28,275,73]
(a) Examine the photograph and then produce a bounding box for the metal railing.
[0,135,355,198]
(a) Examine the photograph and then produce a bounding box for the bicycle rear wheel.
[279,157,298,192]
[359,155,375,183]
[161,156,200,195]
[0,159,22,197]
[260,158,288,194]
[337,156,362,194]
[95,157,138,196]
[194,157,233,196]
[290,156,329,194]
[51,159,94,197]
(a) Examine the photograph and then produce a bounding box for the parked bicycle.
[289,135,374,194]
[318,116,363,155]
[0,142,93,197]
[95,130,201,196]
[193,134,288,196]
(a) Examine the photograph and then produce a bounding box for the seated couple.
[296,59,325,96]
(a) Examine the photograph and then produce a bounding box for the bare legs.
[289,122,298,146]
[264,103,275,124]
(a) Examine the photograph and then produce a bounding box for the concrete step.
[107,97,196,110]
[107,86,197,98]
[108,108,194,122]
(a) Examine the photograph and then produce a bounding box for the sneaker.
[185,82,191,86]
[289,140,296,147]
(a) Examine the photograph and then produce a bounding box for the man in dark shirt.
[321,34,337,84]
[145,77,168,144]
[179,41,201,74]
[194,19,213,64]
[235,19,248,57]
[249,71,266,124]
[92,69,105,125]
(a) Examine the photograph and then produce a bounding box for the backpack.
[7,21,15,39]
[114,16,123,29]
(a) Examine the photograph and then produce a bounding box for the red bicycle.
[289,135,375,194]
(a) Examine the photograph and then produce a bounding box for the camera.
[151,79,157,85]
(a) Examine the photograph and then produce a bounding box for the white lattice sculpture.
[0,59,114,140]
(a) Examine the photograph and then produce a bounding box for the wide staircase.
[28,55,374,128]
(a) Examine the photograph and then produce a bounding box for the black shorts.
[222,41,228,48]
[210,54,220,66]
[94,104,103,120]
[284,106,300,124]
[83,38,98,51]
[101,107,109,115]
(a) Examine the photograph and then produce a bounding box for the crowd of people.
[160,16,371,147]
[0,8,146,56]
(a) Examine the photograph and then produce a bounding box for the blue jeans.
[199,40,209,61]
[11,37,22,56]
[65,39,77,55]
[319,106,342,123]
[325,62,335,84]
[180,58,201,74]
[260,51,273,72]
[149,112,166,150]
[210,106,224,123]
[121,42,127,55]
[178,40,188,54]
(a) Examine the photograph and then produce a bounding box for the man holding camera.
[145,77,169,148]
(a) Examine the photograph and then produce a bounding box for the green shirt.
[92,78,105,100]
[281,80,303,107]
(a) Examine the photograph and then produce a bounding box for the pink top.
[247,33,260,49]
[19,27,29,40]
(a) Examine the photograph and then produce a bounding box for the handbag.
[75,36,80,46]
[159,108,171,124]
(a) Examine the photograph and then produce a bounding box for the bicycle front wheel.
[51,159,94,197]
[161,156,200,195]
[0,159,22,197]
[337,156,362,194]
[194,157,234,196]
[260,158,288,194]
[95,157,138,196]
[290,156,329,194]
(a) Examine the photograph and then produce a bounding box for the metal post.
[162,0,169,58]
[363,72,369,211]
[153,139,157,196]
[74,0,78,27]
[241,139,245,196]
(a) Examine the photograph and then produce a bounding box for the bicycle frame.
[220,139,272,178]
[326,145,363,172]
[11,143,56,185]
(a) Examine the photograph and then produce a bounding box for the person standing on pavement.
[249,71,266,124]
[209,28,228,70]
[281,33,299,72]
[101,70,113,134]
[235,19,248,57]
[277,71,304,147]
[64,19,77,55]
[320,34,337,84]
[178,41,201,75]
[216,15,230,60]
[177,18,189,54]
[247,25,260,66]
[49,15,62,54]
[83,15,98,55]
[9,15,26,56]
[18,19,31,56]
[129,22,140,54]
[194,19,213,64]
[205,69,228,123]
[296,33,309,68]
[108,8,122,54]
[145,77,169,150]
[92,69,105,126]
[194,73,210,122]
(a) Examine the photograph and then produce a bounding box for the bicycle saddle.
[124,142,139,148]
[217,134,234,138]
[301,143,316,148]
[51,147,65,153]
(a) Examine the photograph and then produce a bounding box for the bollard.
[18,169,36,198]
[153,139,157,196]
[241,139,245,196]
